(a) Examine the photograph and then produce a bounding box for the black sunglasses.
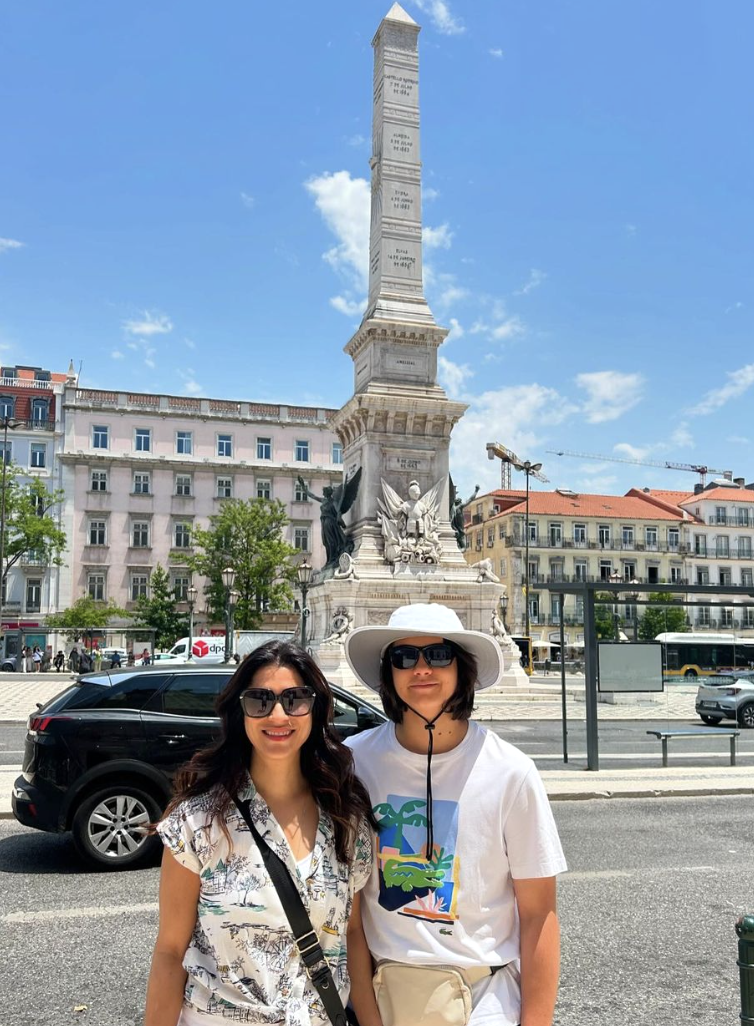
[389,642,456,670]
[239,687,316,718]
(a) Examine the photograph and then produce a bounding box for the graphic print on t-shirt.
[373,794,460,924]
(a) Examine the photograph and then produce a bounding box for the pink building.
[59,386,343,618]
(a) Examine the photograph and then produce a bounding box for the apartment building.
[0,363,73,660]
[465,487,692,655]
[59,385,343,620]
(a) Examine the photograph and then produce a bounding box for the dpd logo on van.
[192,640,210,658]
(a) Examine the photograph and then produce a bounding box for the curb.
[547,786,754,801]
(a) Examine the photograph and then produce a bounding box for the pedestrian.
[79,649,92,673]
[544,656,551,676]
[141,648,151,666]
[53,650,65,672]
[69,647,80,673]
[343,603,567,1026]
[144,640,376,1026]
[110,650,122,668]
[232,652,240,664]
[24,646,34,673]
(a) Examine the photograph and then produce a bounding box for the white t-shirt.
[346,721,567,1025]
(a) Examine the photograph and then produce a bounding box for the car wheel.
[684,669,698,679]
[738,703,754,730]
[700,714,723,726]
[72,785,162,870]
[1,661,15,672]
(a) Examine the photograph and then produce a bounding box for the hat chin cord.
[401,700,448,861]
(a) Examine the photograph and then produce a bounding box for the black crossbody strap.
[232,796,349,1026]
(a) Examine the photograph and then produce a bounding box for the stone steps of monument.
[337,682,582,704]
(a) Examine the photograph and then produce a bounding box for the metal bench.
[646,728,740,767]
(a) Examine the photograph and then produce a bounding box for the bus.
[655,632,754,679]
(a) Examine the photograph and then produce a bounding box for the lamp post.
[228,588,239,662]
[500,592,508,630]
[186,584,198,661]
[609,569,622,641]
[0,415,19,660]
[297,560,312,651]
[221,565,236,663]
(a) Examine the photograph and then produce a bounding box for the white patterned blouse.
[157,776,374,1024]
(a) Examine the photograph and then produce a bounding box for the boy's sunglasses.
[389,643,456,670]
[239,687,316,718]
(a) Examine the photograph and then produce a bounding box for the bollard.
[736,915,754,1025]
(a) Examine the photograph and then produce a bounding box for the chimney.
[694,483,703,495]
[723,471,733,481]
[735,477,745,488]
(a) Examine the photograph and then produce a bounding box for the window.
[499,524,506,540]
[26,578,41,613]
[574,561,588,582]
[131,574,149,601]
[742,568,754,588]
[670,566,683,583]
[527,521,537,542]
[257,437,272,460]
[487,527,494,547]
[174,522,191,549]
[173,576,190,601]
[739,537,752,558]
[294,526,310,551]
[599,561,613,581]
[529,597,540,623]
[91,470,107,492]
[295,439,310,462]
[694,535,707,556]
[573,524,586,545]
[668,527,680,550]
[549,561,564,581]
[331,442,343,465]
[31,493,45,517]
[161,673,231,717]
[548,523,562,547]
[88,574,105,601]
[176,431,193,455]
[0,443,11,464]
[598,524,611,546]
[721,608,734,628]
[89,520,106,546]
[133,472,151,495]
[217,434,232,457]
[92,425,109,449]
[217,477,233,498]
[176,474,192,497]
[622,561,636,581]
[737,508,750,527]
[294,479,308,502]
[574,596,584,621]
[744,608,754,628]
[30,444,46,469]
[135,428,151,452]
[257,479,271,500]
[716,536,729,557]
[527,559,538,583]
[622,526,634,547]
[132,521,150,548]
[715,506,727,525]
[647,565,659,584]
[0,396,14,418]
[550,595,561,620]
[93,674,170,711]
[697,606,711,627]
[696,567,709,586]
[719,568,732,587]
[31,398,49,424]
[499,558,506,577]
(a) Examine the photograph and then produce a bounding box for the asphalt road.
[1,797,752,1025]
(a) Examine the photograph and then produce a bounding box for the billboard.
[598,642,664,693]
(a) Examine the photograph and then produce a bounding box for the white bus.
[655,632,754,679]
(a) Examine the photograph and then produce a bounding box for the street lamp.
[500,592,508,630]
[297,560,312,651]
[221,565,236,663]
[0,415,20,659]
[609,569,622,641]
[186,584,198,661]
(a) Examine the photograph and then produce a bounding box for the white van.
[165,631,294,664]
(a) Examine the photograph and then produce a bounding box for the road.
[1,797,752,1025]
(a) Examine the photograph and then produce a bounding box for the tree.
[132,564,188,650]
[179,498,298,629]
[1,464,67,596]
[638,593,690,641]
[594,592,621,640]
[46,596,129,642]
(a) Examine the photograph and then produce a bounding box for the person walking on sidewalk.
[53,650,65,672]
[344,603,567,1026]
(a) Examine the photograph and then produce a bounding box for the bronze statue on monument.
[298,469,362,569]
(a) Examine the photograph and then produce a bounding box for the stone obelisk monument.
[307,4,519,686]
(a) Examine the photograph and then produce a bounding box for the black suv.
[12,665,385,870]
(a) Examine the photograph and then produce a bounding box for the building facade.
[59,386,343,622]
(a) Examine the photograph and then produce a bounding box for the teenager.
[344,603,567,1026]
[144,641,376,1025]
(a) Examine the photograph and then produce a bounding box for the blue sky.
[2,0,753,497]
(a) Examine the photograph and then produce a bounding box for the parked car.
[695,676,754,728]
[12,664,386,870]
[1,655,17,672]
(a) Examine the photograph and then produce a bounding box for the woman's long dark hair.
[161,641,376,863]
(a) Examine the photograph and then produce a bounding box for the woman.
[343,603,567,1026]
[144,641,375,1026]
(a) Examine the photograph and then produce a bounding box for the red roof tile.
[681,486,754,504]
[491,490,685,521]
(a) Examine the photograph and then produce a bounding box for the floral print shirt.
[157,777,374,1024]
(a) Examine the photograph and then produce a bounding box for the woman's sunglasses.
[389,643,456,670]
[239,687,316,718]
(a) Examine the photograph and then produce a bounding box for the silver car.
[695,676,754,727]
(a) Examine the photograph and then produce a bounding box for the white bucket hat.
[344,603,504,693]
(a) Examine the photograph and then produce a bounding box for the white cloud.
[330,294,365,317]
[435,281,469,308]
[345,134,368,148]
[613,442,651,461]
[144,347,157,369]
[423,187,441,202]
[423,223,453,250]
[489,48,503,59]
[240,192,255,210]
[111,350,124,360]
[185,378,202,395]
[725,300,743,314]
[471,313,525,342]
[411,0,465,35]
[577,474,619,492]
[625,223,637,237]
[305,170,370,312]
[514,268,546,296]
[123,311,173,337]
[688,363,754,415]
[727,434,750,445]
[0,238,24,254]
[670,421,694,448]
[575,370,644,423]
[184,337,196,350]
[438,355,473,398]
[445,317,464,342]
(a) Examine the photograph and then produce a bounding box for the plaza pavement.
[1,673,753,818]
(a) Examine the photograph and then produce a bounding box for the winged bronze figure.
[297,468,362,568]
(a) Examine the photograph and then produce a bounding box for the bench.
[646,728,740,767]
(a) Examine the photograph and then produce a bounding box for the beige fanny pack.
[372,959,501,1026]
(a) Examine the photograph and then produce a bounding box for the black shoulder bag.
[232,796,349,1026]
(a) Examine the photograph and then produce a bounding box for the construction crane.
[546,449,732,487]
[486,443,549,488]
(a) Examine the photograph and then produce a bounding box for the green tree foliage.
[638,592,690,641]
[1,464,66,594]
[46,595,129,641]
[594,593,621,640]
[133,564,188,650]
[179,498,298,629]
